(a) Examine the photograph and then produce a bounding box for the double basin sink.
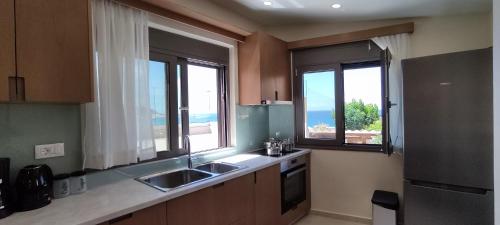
[136,162,244,192]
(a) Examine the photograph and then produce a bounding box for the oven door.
[281,165,307,214]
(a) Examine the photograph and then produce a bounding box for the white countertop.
[0,149,311,225]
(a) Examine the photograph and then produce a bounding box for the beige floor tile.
[295,214,368,225]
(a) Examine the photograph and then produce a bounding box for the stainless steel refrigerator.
[402,48,493,225]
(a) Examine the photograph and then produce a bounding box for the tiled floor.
[296,214,367,225]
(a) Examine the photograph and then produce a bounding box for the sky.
[149,61,218,116]
[303,66,382,112]
[303,71,335,111]
[187,65,218,115]
[343,67,382,108]
[149,61,167,115]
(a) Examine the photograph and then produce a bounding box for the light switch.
[35,143,65,159]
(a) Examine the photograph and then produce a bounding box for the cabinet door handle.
[109,213,133,224]
[8,76,25,101]
[275,91,278,100]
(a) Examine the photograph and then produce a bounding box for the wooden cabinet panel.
[15,0,93,103]
[238,33,262,105]
[238,32,290,105]
[261,33,291,102]
[0,0,15,102]
[214,174,255,225]
[167,187,215,225]
[255,164,281,225]
[100,203,167,225]
[280,201,308,225]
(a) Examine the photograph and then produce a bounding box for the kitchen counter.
[0,149,311,225]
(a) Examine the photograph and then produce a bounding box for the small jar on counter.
[70,171,87,195]
[53,174,70,199]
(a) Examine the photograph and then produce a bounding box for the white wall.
[265,13,492,58]
[160,0,261,34]
[493,0,499,224]
[311,151,403,220]
[264,13,493,220]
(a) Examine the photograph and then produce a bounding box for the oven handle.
[285,166,306,178]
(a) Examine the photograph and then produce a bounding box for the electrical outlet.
[35,143,64,159]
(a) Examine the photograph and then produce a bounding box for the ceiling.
[209,0,492,26]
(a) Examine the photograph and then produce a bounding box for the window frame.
[149,50,230,160]
[149,51,186,159]
[184,60,230,150]
[294,64,343,147]
[294,60,386,153]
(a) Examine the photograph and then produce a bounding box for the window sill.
[295,144,384,153]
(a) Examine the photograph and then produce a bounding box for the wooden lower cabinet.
[167,187,216,225]
[214,174,255,225]
[166,174,255,225]
[98,203,167,225]
[280,201,308,225]
[255,164,281,225]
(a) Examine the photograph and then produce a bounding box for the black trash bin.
[371,190,399,225]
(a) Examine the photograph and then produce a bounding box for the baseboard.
[310,209,372,224]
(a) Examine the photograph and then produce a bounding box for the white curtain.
[372,33,411,154]
[82,0,156,169]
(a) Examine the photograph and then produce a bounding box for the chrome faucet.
[183,135,192,169]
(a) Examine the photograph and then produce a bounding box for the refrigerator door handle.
[410,180,490,195]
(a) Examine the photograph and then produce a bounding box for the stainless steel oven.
[281,155,307,214]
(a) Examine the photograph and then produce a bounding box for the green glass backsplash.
[268,104,294,140]
[236,105,269,151]
[0,104,83,180]
[236,104,295,150]
[0,103,295,180]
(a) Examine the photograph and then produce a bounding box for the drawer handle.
[109,213,133,224]
[285,167,306,178]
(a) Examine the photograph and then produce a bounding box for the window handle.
[179,106,189,111]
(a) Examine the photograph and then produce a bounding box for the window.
[147,28,230,158]
[149,54,229,157]
[293,42,390,152]
[343,63,382,145]
[187,64,223,152]
[302,68,337,140]
[149,60,169,152]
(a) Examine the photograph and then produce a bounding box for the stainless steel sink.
[137,169,215,192]
[195,162,243,174]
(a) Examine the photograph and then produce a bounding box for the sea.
[306,110,335,127]
[152,111,335,127]
[153,113,218,125]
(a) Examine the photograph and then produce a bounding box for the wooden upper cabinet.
[255,164,281,225]
[15,0,93,103]
[98,203,167,225]
[238,32,291,105]
[0,0,15,102]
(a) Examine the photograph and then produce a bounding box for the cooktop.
[251,149,302,158]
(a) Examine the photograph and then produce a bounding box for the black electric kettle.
[15,164,53,211]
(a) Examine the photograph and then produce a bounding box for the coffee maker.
[15,164,53,211]
[0,158,12,219]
